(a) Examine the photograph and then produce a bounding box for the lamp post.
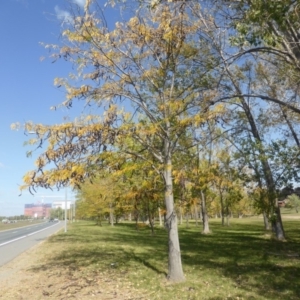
[73,200,76,222]
[65,189,68,233]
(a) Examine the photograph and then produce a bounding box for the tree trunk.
[226,214,230,226]
[226,203,230,227]
[224,64,285,240]
[280,106,300,147]
[194,203,198,226]
[201,191,210,234]
[149,216,155,235]
[147,201,155,235]
[96,214,101,226]
[199,203,203,221]
[271,203,285,240]
[158,207,163,227]
[240,96,285,239]
[149,221,155,235]
[179,206,183,225]
[263,211,270,230]
[185,213,189,228]
[164,154,185,282]
[109,202,114,226]
[220,193,225,226]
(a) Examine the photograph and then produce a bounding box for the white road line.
[0,222,60,247]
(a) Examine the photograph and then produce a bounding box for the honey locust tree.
[75,169,126,225]
[214,0,300,118]
[201,142,243,226]
[254,61,300,148]
[212,0,300,238]
[192,122,224,233]
[286,194,300,213]
[180,0,300,238]
[173,128,216,233]
[127,170,163,235]
[76,181,108,225]
[105,148,164,233]
[216,56,287,238]
[223,0,300,68]
[18,1,223,282]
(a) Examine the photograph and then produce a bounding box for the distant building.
[278,200,286,207]
[52,201,72,210]
[24,203,52,218]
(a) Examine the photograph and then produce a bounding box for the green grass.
[41,218,300,299]
[281,207,300,216]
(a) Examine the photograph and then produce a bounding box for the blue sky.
[0,0,91,216]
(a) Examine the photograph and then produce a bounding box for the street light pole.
[64,189,67,233]
[73,200,76,222]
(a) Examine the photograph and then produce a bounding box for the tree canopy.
[15,0,300,282]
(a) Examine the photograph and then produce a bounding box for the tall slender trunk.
[185,213,189,228]
[201,191,210,234]
[164,149,185,282]
[240,97,285,239]
[226,201,230,227]
[263,211,270,231]
[220,192,225,226]
[179,206,183,225]
[158,207,163,227]
[199,203,203,221]
[281,106,300,147]
[224,63,285,240]
[109,202,114,226]
[194,202,198,226]
[147,200,155,235]
[272,204,285,240]
[226,212,230,226]
[96,214,102,226]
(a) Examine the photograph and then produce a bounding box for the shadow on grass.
[32,222,168,277]
[32,220,300,299]
[179,220,300,299]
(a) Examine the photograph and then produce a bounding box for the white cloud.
[55,1,86,25]
[54,5,73,25]
[0,163,4,168]
[73,0,86,8]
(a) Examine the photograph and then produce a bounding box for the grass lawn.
[35,217,300,299]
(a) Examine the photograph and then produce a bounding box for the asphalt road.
[0,221,64,267]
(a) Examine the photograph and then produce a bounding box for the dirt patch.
[0,235,146,299]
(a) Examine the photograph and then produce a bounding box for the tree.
[49,208,64,220]
[226,0,300,68]
[217,57,287,239]
[286,194,300,213]
[215,0,300,117]
[210,150,243,226]
[76,175,115,226]
[17,1,224,282]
